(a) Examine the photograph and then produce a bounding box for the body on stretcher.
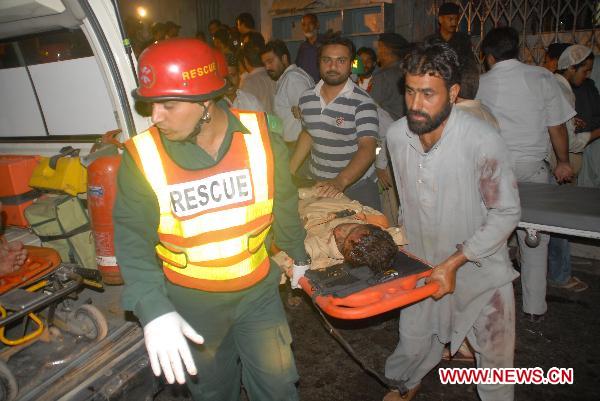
[517,182,600,245]
[290,181,437,319]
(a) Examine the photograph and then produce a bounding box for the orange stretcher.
[0,246,106,346]
[0,246,61,294]
[299,248,439,320]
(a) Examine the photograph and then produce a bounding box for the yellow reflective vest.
[124,111,275,291]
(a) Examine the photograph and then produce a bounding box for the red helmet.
[133,38,228,102]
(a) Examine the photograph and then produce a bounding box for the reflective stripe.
[157,199,273,238]
[156,225,270,264]
[132,131,171,214]
[162,245,269,280]
[238,113,268,203]
[156,243,187,268]
[185,226,270,262]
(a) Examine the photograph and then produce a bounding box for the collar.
[279,64,298,81]
[304,34,324,45]
[221,100,251,135]
[490,58,520,71]
[554,73,573,93]
[248,66,266,76]
[314,77,354,99]
[455,99,481,109]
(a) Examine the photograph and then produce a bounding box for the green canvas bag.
[24,194,96,269]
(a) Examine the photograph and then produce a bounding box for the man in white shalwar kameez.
[383,42,521,401]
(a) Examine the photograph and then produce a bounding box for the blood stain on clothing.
[480,159,500,208]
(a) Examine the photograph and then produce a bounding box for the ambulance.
[0,1,157,400]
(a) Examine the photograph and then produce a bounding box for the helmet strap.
[186,101,212,143]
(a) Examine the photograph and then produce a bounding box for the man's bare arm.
[548,123,573,183]
[289,130,312,174]
[315,136,377,196]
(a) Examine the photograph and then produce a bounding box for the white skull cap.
[557,44,592,70]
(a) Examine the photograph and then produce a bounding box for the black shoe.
[523,312,545,323]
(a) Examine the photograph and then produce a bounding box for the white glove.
[143,311,204,384]
[291,264,310,289]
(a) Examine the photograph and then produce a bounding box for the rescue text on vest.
[169,169,253,217]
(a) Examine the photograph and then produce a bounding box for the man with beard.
[113,38,309,401]
[291,35,381,211]
[356,47,377,92]
[382,41,520,401]
[239,45,276,113]
[295,13,323,83]
[261,40,314,151]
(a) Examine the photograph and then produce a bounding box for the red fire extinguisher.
[88,154,123,285]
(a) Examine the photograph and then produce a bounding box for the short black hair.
[261,39,291,63]
[213,27,232,49]
[345,225,398,275]
[303,13,318,23]
[317,33,355,60]
[439,2,461,16]
[402,41,461,89]
[481,26,520,61]
[546,42,572,61]
[236,12,255,30]
[208,19,221,27]
[357,46,377,62]
[240,45,263,68]
[458,60,479,100]
[378,33,410,58]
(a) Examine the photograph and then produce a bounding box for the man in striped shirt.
[290,35,381,210]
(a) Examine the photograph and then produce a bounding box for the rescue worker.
[113,38,310,401]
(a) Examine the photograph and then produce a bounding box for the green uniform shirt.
[113,104,308,326]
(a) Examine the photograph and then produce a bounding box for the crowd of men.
[116,3,599,401]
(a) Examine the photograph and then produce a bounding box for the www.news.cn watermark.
[439,367,573,385]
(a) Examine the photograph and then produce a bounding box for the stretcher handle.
[299,270,440,320]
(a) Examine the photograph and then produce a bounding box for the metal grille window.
[433,0,599,66]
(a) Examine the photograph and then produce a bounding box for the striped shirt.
[299,78,379,181]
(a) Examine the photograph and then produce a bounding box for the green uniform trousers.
[166,263,299,401]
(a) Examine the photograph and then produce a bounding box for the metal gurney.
[518,182,600,244]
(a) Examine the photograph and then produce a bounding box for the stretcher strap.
[36,223,91,242]
[0,189,42,205]
[309,296,409,395]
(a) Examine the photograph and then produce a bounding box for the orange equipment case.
[299,248,439,320]
[0,155,41,227]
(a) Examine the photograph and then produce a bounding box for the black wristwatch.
[294,257,311,266]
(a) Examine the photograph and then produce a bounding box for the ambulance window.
[19,29,93,65]
[0,28,118,138]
